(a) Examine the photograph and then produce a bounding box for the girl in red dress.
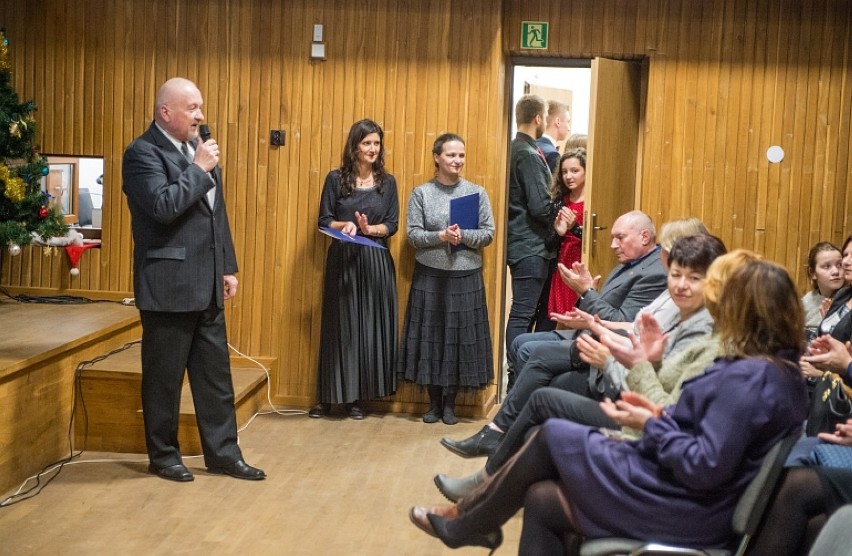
[547,148,586,315]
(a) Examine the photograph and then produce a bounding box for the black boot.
[442,387,458,425]
[427,513,503,554]
[440,425,503,458]
[423,385,442,424]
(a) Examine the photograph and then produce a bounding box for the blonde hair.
[704,249,762,319]
[658,218,709,252]
[564,134,587,151]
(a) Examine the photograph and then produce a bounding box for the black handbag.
[806,372,852,436]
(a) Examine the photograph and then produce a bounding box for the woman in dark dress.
[398,133,495,425]
[409,258,807,554]
[311,119,399,420]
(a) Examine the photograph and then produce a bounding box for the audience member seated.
[749,419,852,555]
[440,212,672,458]
[409,258,808,554]
[433,235,730,502]
[801,241,843,338]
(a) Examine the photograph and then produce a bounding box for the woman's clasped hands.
[439,223,462,246]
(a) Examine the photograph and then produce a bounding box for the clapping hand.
[355,211,371,235]
[341,221,358,235]
[576,334,612,368]
[558,261,601,296]
[634,312,668,364]
[802,334,852,374]
[600,391,663,430]
[553,206,577,237]
[550,308,593,330]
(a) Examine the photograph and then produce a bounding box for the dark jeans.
[506,256,551,356]
[486,386,618,475]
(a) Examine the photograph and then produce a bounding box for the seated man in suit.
[441,210,667,457]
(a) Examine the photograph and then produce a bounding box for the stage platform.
[0,297,269,494]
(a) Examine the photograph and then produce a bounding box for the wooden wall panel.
[1,0,851,409]
[504,0,852,288]
[0,0,507,410]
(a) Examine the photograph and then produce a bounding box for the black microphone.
[199,124,212,143]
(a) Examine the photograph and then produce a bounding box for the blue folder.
[318,226,387,249]
[449,193,480,252]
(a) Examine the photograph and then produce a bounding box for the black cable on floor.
[0,339,141,508]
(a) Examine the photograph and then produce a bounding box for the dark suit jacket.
[536,136,560,173]
[576,246,667,323]
[122,122,238,312]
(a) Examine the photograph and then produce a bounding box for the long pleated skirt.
[399,262,493,388]
[317,241,398,403]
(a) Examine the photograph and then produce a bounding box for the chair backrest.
[731,431,802,555]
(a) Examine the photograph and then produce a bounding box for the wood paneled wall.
[0,0,508,409]
[504,0,852,284]
[1,0,851,408]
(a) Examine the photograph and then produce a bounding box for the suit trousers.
[493,340,620,432]
[486,386,618,475]
[140,301,242,468]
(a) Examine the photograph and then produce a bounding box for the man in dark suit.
[442,210,667,457]
[535,99,570,173]
[122,77,265,482]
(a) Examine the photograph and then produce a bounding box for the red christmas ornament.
[39,206,48,218]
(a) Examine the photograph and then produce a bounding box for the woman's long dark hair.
[548,147,586,202]
[339,119,388,197]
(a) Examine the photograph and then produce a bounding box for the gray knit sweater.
[406,178,495,271]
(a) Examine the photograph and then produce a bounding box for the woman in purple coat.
[409,257,808,554]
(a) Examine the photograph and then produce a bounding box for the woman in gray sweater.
[399,133,496,425]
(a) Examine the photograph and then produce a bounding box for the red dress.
[547,198,584,314]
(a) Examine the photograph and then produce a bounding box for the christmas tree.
[0,29,67,256]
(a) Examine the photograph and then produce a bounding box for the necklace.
[355,174,374,188]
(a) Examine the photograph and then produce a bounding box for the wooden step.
[74,343,272,455]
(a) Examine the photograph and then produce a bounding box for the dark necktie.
[181,142,216,209]
[180,142,192,163]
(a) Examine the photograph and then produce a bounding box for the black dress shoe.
[207,459,266,480]
[440,425,503,458]
[308,402,330,418]
[346,403,366,420]
[148,463,194,482]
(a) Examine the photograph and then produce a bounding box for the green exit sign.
[521,21,548,50]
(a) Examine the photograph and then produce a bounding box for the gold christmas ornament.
[10,121,20,138]
[0,163,25,202]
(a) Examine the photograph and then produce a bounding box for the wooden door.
[584,58,643,283]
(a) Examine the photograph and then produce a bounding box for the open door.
[583,58,643,282]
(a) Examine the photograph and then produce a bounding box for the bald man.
[441,210,667,458]
[123,77,265,482]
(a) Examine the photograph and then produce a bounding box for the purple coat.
[543,355,807,547]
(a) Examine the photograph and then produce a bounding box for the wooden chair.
[577,432,801,556]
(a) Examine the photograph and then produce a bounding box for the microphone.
[199,124,212,143]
